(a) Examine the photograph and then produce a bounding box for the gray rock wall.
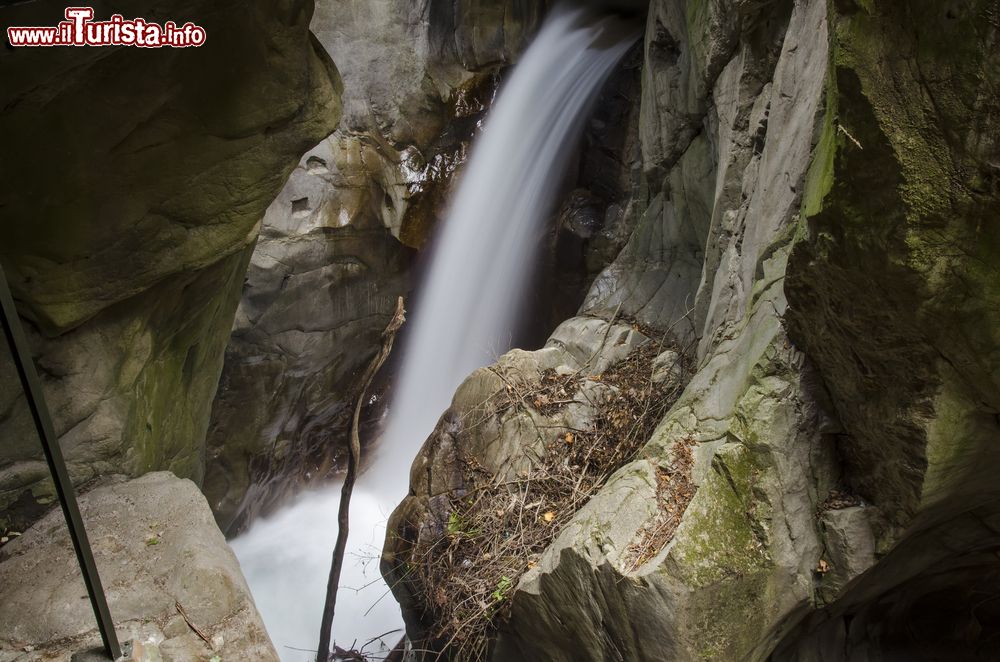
[0,0,343,532]
[382,0,1000,659]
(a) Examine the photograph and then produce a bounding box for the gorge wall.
[1,0,997,660]
[382,0,1000,660]
[0,0,343,532]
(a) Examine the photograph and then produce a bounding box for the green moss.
[29,480,56,506]
[832,1,981,224]
[683,0,739,90]
[801,75,838,218]
[670,444,769,587]
[685,0,709,62]
[787,0,1000,545]
[664,442,783,660]
[689,570,773,660]
[126,244,254,482]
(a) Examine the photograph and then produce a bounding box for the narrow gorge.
[1,1,998,661]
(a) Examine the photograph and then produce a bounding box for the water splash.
[231,486,400,661]
[233,6,638,658]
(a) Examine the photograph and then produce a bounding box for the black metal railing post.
[0,264,122,660]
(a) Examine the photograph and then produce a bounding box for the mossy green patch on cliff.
[787,0,1000,545]
[832,6,954,223]
[669,443,769,587]
[663,442,785,661]
[686,569,774,661]
[128,244,255,481]
[801,74,838,218]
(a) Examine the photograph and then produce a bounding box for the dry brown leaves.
[818,489,862,512]
[621,438,696,572]
[407,330,691,660]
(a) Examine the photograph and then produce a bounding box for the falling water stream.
[232,6,638,660]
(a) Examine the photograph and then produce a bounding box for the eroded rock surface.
[383,0,1000,660]
[0,472,276,662]
[0,0,343,531]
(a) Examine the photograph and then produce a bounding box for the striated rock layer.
[383,0,1000,660]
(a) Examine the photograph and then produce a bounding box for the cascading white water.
[233,6,638,660]
[370,5,637,500]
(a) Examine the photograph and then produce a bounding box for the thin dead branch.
[318,297,407,662]
[175,601,213,649]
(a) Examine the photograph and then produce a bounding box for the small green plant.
[491,576,513,603]
[447,511,479,538]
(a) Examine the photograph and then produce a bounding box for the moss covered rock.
[489,0,1000,659]
[786,0,1000,545]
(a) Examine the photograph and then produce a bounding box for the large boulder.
[0,0,343,531]
[0,472,277,661]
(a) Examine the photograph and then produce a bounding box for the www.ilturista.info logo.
[6,7,206,48]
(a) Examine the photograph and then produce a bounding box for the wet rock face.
[0,0,343,531]
[0,473,277,661]
[203,161,414,533]
[383,0,1000,660]
[534,43,645,343]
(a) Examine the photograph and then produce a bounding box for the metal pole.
[0,264,122,661]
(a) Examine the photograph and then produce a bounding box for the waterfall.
[370,5,637,500]
[232,6,638,660]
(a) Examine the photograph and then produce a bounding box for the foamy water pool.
[230,485,403,661]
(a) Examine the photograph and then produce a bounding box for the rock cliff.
[382,1,1000,660]
[0,0,342,531]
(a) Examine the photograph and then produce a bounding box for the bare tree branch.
[318,297,406,662]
